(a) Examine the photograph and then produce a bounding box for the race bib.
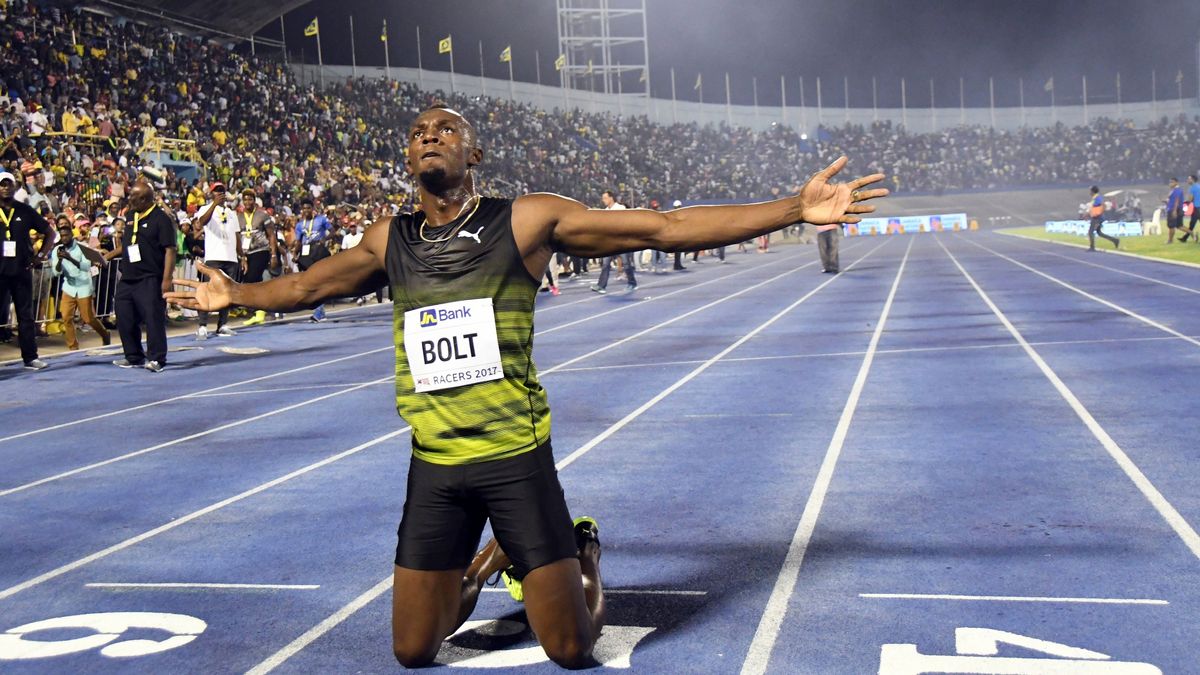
[2,241,14,258]
[403,298,504,393]
[242,234,252,250]
[128,243,142,263]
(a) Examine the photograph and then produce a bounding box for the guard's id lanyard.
[0,208,14,258]
[128,205,154,264]
[403,298,504,393]
[242,210,255,249]
[301,218,313,256]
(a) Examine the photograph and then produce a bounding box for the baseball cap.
[210,182,226,192]
[0,171,16,185]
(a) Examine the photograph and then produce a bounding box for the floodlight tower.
[556,0,650,99]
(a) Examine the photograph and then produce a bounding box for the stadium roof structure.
[95,0,308,41]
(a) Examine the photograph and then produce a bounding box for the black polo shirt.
[0,200,53,277]
[119,205,177,281]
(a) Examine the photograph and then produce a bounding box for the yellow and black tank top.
[385,197,551,465]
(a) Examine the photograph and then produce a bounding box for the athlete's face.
[0,179,14,202]
[242,194,256,210]
[405,108,481,189]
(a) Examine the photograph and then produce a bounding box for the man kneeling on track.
[166,104,887,669]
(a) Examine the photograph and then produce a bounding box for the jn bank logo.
[419,309,438,327]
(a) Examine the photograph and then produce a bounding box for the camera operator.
[49,221,110,350]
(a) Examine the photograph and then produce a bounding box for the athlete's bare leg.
[391,538,511,667]
[523,531,605,669]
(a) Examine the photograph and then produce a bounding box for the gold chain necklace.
[418,196,481,244]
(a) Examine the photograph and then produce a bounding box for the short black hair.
[1090,186,1099,194]
[300,198,314,208]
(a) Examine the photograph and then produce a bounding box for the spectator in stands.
[192,182,241,338]
[238,188,279,326]
[293,198,333,321]
[49,220,110,349]
[0,170,55,370]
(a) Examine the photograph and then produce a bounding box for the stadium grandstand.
[2,0,1200,672]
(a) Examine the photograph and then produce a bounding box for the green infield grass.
[998,226,1200,265]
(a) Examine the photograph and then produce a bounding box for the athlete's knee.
[392,637,440,668]
[540,631,596,670]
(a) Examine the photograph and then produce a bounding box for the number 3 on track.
[879,627,1160,674]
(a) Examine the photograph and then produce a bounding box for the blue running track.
[1,232,1196,673]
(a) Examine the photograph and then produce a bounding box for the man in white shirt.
[590,190,638,294]
[191,182,243,338]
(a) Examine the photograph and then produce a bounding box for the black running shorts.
[395,440,577,578]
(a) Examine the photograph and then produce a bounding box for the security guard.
[0,171,56,370]
[104,177,177,372]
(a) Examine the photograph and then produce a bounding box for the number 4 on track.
[879,627,1161,674]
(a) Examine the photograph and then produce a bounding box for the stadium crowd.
[2,0,1200,359]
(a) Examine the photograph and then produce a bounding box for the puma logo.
[457,226,485,244]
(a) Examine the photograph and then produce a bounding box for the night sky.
[257,0,1199,109]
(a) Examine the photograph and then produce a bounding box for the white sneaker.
[196,326,209,341]
[216,326,236,337]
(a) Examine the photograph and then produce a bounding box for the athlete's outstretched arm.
[166,217,391,312]
[515,156,886,258]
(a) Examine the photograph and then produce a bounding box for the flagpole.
[799,76,806,132]
[535,50,543,109]
[724,72,731,126]
[1178,71,1184,111]
[478,41,485,97]
[816,76,823,127]
[872,76,878,122]
[1019,77,1025,126]
[843,76,849,124]
[671,69,682,113]
[780,75,787,126]
[1082,75,1088,124]
[448,36,456,94]
[1116,72,1121,119]
[415,26,424,90]
[383,21,390,81]
[1151,69,1156,118]
[900,77,906,129]
[989,76,995,129]
[280,15,287,66]
[698,73,703,104]
[349,15,357,78]
[508,50,515,101]
[754,76,760,127]
[929,78,936,132]
[315,22,323,89]
[1050,76,1056,124]
[959,77,965,125]
[617,61,624,117]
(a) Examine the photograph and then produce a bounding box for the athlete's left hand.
[799,156,888,226]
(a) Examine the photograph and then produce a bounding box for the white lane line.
[962,234,1200,349]
[0,244,859,603]
[537,246,815,336]
[7,249,818,496]
[740,238,912,675]
[0,378,392,497]
[0,428,410,602]
[248,239,895,675]
[937,235,1200,561]
[997,229,1200,270]
[0,345,393,445]
[86,582,321,591]
[860,593,1168,605]
[543,252,826,373]
[480,587,706,596]
[185,383,378,399]
[1005,237,1200,296]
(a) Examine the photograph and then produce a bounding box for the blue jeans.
[597,253,637,288]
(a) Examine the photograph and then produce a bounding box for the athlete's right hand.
[164,261,234,311]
